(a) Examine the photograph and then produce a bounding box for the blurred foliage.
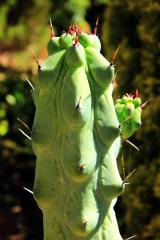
[0,0,159,239]
[102,0,160,239]
[0,72,42,239]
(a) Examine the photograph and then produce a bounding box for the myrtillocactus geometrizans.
[30,22,144,240]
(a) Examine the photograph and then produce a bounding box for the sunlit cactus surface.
[30,21,144,240]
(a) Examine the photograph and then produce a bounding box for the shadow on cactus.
[24,21,146,240]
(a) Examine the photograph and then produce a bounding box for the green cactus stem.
[31,22,143,240]
[115,90,142,139]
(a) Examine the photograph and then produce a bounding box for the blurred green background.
[0,0,160,239]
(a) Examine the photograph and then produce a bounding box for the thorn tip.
[50,18,54,39]
[17,117,30,131]
[18,128,31,141]
[26,77,34,91]
[124,169,136,183]
[135,89,139,98]
[32,50,41,71]
[111,45,120,65]
[125,235,137,240]
[93,17,99,35]
[23,187,33,194]
[141,100,149,109]
[125,139,140,151]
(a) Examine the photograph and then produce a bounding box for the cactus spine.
[31,23,143,240]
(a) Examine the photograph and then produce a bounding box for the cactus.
[30,22,144,240]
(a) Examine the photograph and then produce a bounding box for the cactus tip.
[67,22,81,35]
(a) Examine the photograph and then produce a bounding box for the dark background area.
[0,0,160,239]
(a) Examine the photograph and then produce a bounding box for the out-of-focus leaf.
[0,120,9,136]
[5,94,16,105]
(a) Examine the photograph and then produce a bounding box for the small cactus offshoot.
[115,90,143,139]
